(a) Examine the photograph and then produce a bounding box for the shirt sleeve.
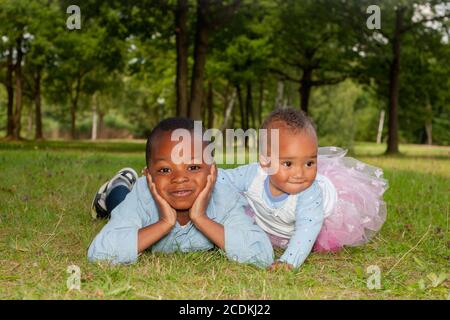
[218,192,274,268]
[87,179,154,264]
[278,182,324,268]
[217,163,259,192]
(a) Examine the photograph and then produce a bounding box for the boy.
[88,117,274,268]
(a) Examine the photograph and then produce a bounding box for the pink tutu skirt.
[313,147,388,252]
[245,147,388,252]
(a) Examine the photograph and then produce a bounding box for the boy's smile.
[148,131,210,211]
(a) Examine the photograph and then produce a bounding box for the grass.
[0,140,448,299]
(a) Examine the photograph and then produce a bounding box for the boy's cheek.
[194,172,209,190]
[153,180,169,197]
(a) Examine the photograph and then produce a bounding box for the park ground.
[0,141,448,299]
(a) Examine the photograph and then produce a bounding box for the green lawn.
[0,141,448,299]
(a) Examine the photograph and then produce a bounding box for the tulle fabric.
[313,147,388,252]
[245,147,388,252]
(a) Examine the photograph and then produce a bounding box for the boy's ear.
[142,167,149,176]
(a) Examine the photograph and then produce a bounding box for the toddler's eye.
[188,165,201,171]
[305,161,316,168]
[158,168,171,174]
[282,161,292,167]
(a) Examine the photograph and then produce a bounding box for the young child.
[218,108,388,270]
[88,117,274,267]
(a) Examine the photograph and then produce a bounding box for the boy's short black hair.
[261,107,316,136]
[146,117,203,166]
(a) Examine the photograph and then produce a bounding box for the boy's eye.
[282,161,292,167]
[188,165,201,171]
[158,168,171,174]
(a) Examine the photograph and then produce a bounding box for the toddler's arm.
[278,182,324,268]
[217,163,259,192]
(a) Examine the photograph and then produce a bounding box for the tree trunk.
[425,120,432,146]
[425,98,432,145]
[34,69,43,140]
[257,80,264,127]
[13,37,23,140]
[175,0,189,117]
[91,94,98,141]
[236,84,245,129]
[27,104,33,137]
[222,83,230,119]
[299,68,312,114]
[376,109,385,144]
[220,88,236,132]
[201,91,207,123]
[70,107,76,140]
[386,7,403,155]
[206,81,214,128]
[98,111,105,139]
[246,81,254,129]
[70,77,81,140]
[5,46,15,138]
[189,0,210,120]
[275,80,284,109]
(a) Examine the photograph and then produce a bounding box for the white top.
[244,166,336,239]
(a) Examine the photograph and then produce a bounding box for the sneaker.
[91,167,139,219]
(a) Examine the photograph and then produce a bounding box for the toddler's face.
[147,131,210,211]
[261,126,318,196]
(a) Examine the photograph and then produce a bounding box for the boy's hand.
[268,261,294,272]
[189,164,217,224]
[146,173,177,228]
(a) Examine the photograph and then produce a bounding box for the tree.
[188,0,242,120]
[0,0,37,139]
[208,0,274,129]
[398,17,450,145]
[46,1,126,139]
[270,0,351,113]
[175,0,190,117]
[0,0,64,140]
[24,2,63,140]
[340,0,449,153]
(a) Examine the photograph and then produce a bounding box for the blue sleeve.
[87,178,154,264]
[278,182,324,268]
[217,191,274,268]
[217,163,259,192]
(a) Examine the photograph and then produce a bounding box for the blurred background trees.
[0,0,448,152]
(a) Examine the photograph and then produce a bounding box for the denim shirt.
[87,177,274,268]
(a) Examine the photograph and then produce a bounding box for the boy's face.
[148,131,210,211]
[261,125,318,196]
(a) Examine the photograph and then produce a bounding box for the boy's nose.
[171,171,189,184]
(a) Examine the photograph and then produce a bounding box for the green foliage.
[0,0,448,146]
[310,80,361,149]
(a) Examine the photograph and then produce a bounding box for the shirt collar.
[264,176,289,202]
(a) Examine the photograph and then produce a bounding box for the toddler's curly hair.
[261,107,316,137]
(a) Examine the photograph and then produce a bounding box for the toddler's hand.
[189,164,217,223]
[146,173,177,228]
[268,261,294,272]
